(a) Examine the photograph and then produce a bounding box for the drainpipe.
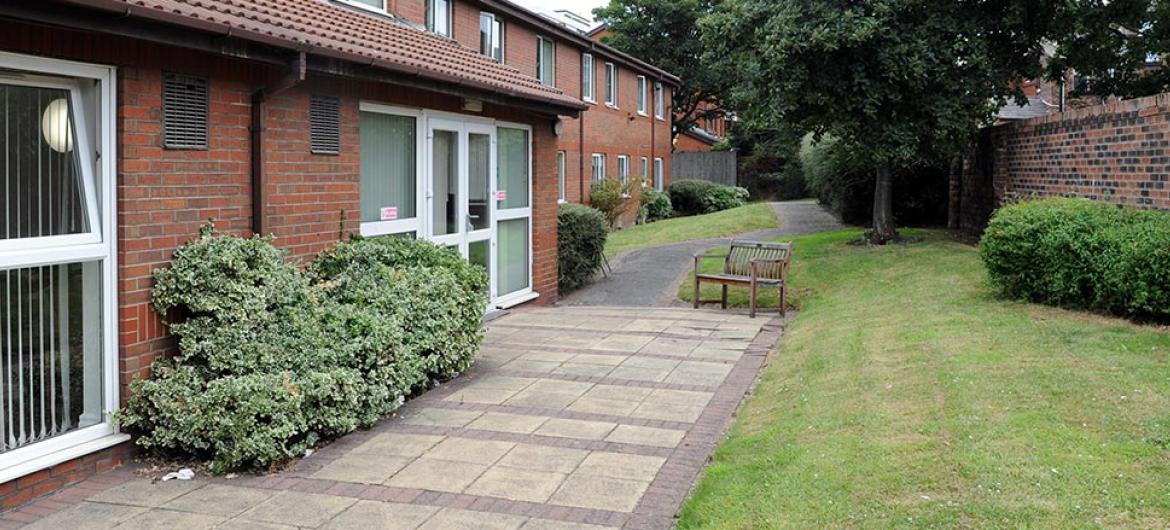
[579,103,586,202]
[252,52,307,236]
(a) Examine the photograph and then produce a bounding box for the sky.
[511,0,609,22]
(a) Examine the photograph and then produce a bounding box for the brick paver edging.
[625,317,783,529]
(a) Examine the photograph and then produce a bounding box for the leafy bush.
[589,178,634,228]
[668,179,719,216]
[558,203,608,292]
[746,165,809,201]
[640,189,674,223]
[799,133,947,226]
[701,185,749,213]
[980,198,1170,321]
[120,226,486,472]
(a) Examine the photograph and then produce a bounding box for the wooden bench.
[693,240,792,318]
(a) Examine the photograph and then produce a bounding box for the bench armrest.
[694,253,729,274]
[749,258,791,281]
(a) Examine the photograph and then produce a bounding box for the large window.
[359,104,422,237]
[0,52,118,483]
[604,63,617,106]
[480,13,504,63]
[640,156,649,184]
[637,76,648,115]
[497,125,532,303]
[592,153,606,183]
[427,0,452,37]
[581,53,595,103]
[618,155,630,186]
[537,37,556,87]
[654,82,665,120]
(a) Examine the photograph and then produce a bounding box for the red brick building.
[0,0,678,506]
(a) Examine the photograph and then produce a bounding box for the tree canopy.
[1047,0,1170,99]
[700,0,1056,240]
[593,0,728,139]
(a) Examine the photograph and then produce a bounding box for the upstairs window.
[654,82,665,119]
[537,37,556,86]
[581,53,595,102]
[339,0,385,12]
[427,0,452,37]
[637,76,647,115]
[480,13,504,63]
[604,62,617,106]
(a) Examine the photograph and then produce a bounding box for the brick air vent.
[310,95,342,155]
[162,73,209,150]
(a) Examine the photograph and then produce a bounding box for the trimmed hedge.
[668,179,750,217]
[641,189,674,223]
[120,226,487,472]
[558,203,607,292]
[980,198,1170,321]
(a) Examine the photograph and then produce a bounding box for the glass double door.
[426,119,498,301]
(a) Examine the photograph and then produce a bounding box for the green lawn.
[678,229,1170,529]
[605,202,777,259]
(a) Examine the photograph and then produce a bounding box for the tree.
[593,0,728,140]
[701,0,1055,242]
[1047,0,1170,99]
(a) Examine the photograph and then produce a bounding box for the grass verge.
[678,229,1170,529]
[605,202,777,259]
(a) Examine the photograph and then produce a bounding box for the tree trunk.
[871,164,896,244]
[947,154,963,230]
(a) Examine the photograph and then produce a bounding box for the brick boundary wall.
[958,92,1170,233]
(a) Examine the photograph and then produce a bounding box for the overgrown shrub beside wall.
[980,198,1170,322]
[558,203,608,292]
[641,190,674,223]
[668,179,750,216]
[120,227,487,472]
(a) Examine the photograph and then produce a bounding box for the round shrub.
[641,189,674,223]
[701,185,749,213]
[558,203,607,292]
[980,198,1170,321]
[121,227,488,472]
[668,179,719,216]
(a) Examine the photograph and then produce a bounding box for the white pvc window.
[339,0,385,13]
[604,63,617,106]
[557,150,566,202]
[581,54,595,102]
[359,103,424,238]
[618,155,630,186]
[654,82,665,120]
[480,13,504,63]
[496,125,533,305]
[640,157,649,185]
[0,52,120,484]
[654,157,664,191]
[427,0,452,37]
[637,76,647,115]
[537,37,556,87]
[591,153,606,183]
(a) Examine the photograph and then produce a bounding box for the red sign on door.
[380,207,398,221]
[496,190,507,201]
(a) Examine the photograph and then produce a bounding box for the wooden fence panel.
[671,151,738,186]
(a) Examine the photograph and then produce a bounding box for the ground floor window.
[640,156,649,186]
[617,155,630,186]
[592,153,606,183]
[556,151,566,203]
[0,52,118,483]
[359,104,422,238]
[654,157,664,191]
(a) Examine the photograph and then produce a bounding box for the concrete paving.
[558,201,845,307]
[2,307,782,530]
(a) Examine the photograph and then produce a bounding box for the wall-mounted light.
[553,119,564,137]
[42,98,73,153]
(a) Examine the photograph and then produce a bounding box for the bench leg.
[721,285,728,309]
[693,277,700,309]
[749,279,758,318]
[780,284,786,317]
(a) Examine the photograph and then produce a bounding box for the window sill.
[558,199,568,204]
[583,98,596,105]
[0,433,130,485]
[605,103,619,110]
[637,111,648,117]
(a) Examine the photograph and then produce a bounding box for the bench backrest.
[724,240,792,279]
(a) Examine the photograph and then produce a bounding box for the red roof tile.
[64,0,586,111]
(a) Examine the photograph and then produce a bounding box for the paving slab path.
[559,201,844,307]
[1,307,781,530]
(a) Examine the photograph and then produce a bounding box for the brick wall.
[958,92,1170,233]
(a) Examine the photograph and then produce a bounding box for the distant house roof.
[60,0,587,112]
[683,126,720,146]
[997,95,1055,121]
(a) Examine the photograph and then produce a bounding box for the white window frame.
[640,156,649,186]
[0,51,124,484]
[480,12,505,63]
[337,0,386,14]
[581,53,595,103]
[427,0,452,37]
[591,153,606,183]
[654,157,665,191]
[494,121,536,309]
[557,150,567,203]
[604,62,618,107]
[636,76,648,116]
[617,155,630,186]
[358,102,426,239]
[654,82,666,120]
[537,37,556,87]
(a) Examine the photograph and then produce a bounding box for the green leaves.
[121,231,487,472]
[558,204,608,292]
